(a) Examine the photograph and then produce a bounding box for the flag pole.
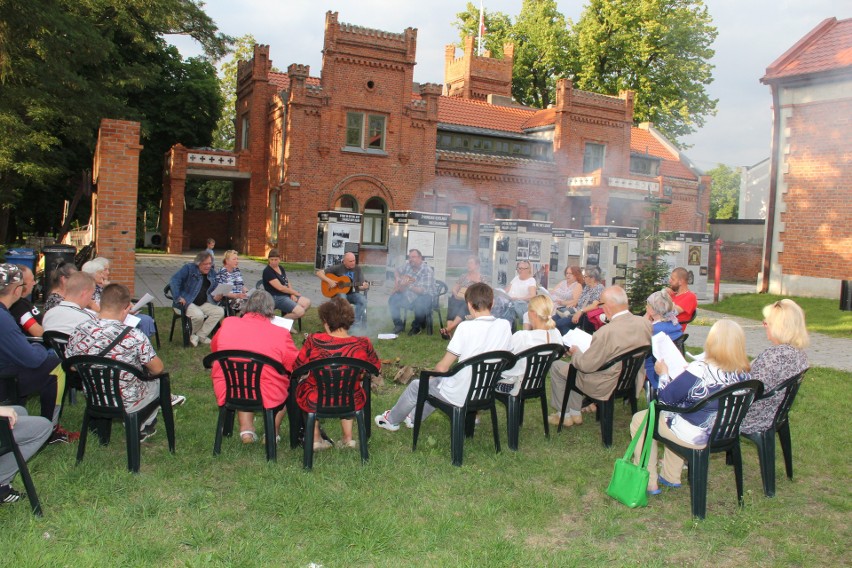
[477,1,485,56]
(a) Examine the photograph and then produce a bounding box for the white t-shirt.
[42,301,97,336]
[507,276,536,300]
[500,328,563,395]
[440,316,512,406]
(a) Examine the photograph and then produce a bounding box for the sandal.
[240,430,258,444]
[440,328,451,340]
[581,403,597,414]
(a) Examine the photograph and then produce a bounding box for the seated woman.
[496,294,563,396]
[210,291,298,444]
[505,260,537,321]
[629,319,750,494]
[441,256,482,339]
[262,249,311,321]
[216,250,249,314]
[82,257,156,338]
[43,261,77,312]
[294,296,381,450]
[644,289,683,393]
[554,266,604,335]
[550,266,583,316]
[740,299,809,436]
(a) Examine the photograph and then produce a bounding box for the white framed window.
[334,195,358,213]
[362,197,387,245]
[493,207,512,219]
[345,112,386,151]
[583,142,605,172]
[449,206,471,249]
[530,210,549,222]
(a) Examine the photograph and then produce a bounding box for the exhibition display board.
[386,210,450,284]
[582,226,639,287]
[315,211,362,269]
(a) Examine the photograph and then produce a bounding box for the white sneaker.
[189,334,199,347]
[374,411,400,432]
[198,336,211,345]
[170,394,187,407]
[403,414,415,429]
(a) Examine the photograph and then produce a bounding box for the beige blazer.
[571,312,652,400]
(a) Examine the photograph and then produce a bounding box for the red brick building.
[163,11,709,267]
[760,17,852,298]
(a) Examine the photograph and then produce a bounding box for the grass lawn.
[706,293,852,338]
[2,306,850,566]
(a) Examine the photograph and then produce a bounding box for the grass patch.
[706,293,852,338]
[2,305,849,565]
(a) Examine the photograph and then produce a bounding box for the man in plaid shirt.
[388,249,435,336]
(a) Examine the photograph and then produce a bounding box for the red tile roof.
[630,128,697,180]
[763,17,852,81]
[268,71,321,91]
[521,108,556,129]
[437,96,537,133]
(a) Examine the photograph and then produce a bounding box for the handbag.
[606,401,656,508]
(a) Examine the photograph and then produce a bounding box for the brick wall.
[92,119,142,295]
[183,211,231,250]
[778,99,852,280]
[708,242,762,283]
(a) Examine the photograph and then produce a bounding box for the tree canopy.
[0,0,230,241]
[707,163,740,219]
[453,0,718,143]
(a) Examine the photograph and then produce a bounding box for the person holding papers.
[644,290,683,392]
[85,257,157,338]
[548,286,651,428]
[629,319,750,494]
[210,291,298,444]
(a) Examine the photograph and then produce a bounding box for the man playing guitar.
[388,249,435,336]
[315,252,369,327]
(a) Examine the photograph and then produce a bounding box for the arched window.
[449,206,471,249]
[362,197,387,245]
[334,195,358,212]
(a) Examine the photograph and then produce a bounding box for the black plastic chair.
[494,343,566,451]
[654,379,763,519]
[164,284,191,347]
[428,280,448,335]
[741,370,808,497]
[412,350,515,466]
[673,333,689,355]
[291,357,378,470]
[558,345,651,447]
[203,350,288,462]
[63,355,176,473]
[43,330,82,407]
[0,416,42,516]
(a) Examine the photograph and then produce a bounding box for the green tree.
[510,0,573,108]
[453,3,513,61]
[626,204,673,313]
[707,163,740,219]
[571,0,718,143]
[0,0,230,241]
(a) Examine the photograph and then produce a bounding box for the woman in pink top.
[210,290,298,444]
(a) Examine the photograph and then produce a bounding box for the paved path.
[135,252,852,372]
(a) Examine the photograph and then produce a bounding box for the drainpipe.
[760,83,781,293]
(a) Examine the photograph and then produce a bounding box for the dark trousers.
[389,292,431,331]
[0,355,59,422]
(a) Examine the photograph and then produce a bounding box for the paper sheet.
[652,332,689,379]
[211,282,233,297]
[130,293,154,313]
[377,334,398,340]
[124,313,141,328]
[562,328,592,352]
[270,316,294,331]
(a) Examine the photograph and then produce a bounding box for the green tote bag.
[606,400,656,508]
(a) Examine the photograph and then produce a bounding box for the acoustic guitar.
[321,273,356,298]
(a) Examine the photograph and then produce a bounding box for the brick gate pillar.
[92,119,143,296]
[162,144,188,253]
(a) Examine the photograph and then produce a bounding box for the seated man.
[315,252,368,327]
[668,267,697,331]
[168,251,225,347]
[375,282,512,430]
[66,283,184,439]
[42,272,97,336]
[388,249,435,336]
[548,286,652,427]
[8,265,44,338]
[0,264,73,444]
[0,405,52,504]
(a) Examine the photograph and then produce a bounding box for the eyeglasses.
[516,265,530,271]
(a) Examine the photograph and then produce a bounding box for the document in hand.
[211,282,233,297]
[124,313,141,328]
[651,332,689,379]
[130,293,154,313]
[562,328,593,352]
[270,316,294,331]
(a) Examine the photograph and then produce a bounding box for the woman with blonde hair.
[740,299,809,435]
[496,294,563,396]
[630,319,751,494]
[216,250,249,313]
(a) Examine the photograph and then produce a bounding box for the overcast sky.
[170,0,845,172]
